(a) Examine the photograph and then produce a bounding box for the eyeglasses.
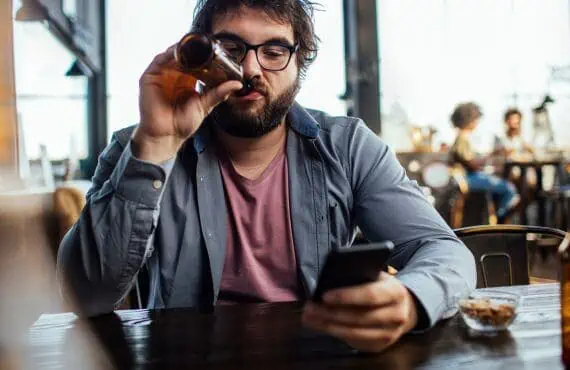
[217,38,299,71]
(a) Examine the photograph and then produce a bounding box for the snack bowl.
[456,290,520,333]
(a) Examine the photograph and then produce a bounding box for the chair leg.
[561,197,570,231]
[451,195,465,228]
[135,280,143,309]
[485,193,498,225]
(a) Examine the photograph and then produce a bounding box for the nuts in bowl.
[457,290,520,332]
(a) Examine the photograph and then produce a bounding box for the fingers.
[155,45,177,66]
[199,80,244,110]
[322,272,404,307]
[303,275,420,353]
[303,301,408,329]
[302,289,414,353]
[143,45,177,75]
[302,309,401,353]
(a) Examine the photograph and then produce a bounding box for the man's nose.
[241,49,262,79]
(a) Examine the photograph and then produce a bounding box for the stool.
[542,186,570,230]
[450,172,497,228]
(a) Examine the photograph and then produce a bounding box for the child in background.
[450,102,520,223]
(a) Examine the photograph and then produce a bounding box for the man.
[57,0,476,353]
[494,108,534,159]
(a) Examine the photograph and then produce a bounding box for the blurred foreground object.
[0,0,19,182]
[0,190,113,369]
[559,233,570,366]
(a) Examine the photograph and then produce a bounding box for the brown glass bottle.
[559,233,570,366]
[174,33,251,95]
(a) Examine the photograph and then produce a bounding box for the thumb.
[200,80,244,111]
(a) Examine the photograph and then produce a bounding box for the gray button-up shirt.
[57,103,476,328]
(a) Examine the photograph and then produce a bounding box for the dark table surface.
[24,284,563,369]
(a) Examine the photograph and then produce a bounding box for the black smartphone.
[312,241,394,303]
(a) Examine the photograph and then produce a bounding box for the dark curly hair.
[191,0,321,79]
[503,107,522,122]
[450,102,483,129]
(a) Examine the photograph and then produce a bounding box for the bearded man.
[57,0,475,353]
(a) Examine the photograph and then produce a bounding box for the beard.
[211,76,300,138]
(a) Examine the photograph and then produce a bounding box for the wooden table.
[21,284,563,369]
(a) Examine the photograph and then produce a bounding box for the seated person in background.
[450,102,520,223]
[495,108,537,191]
[57,0,476,353]
[493,108,534,160]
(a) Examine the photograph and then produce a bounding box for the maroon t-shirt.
[217,144,301,303]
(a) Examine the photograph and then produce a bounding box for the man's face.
[505,114,521,132]
[210,7,300,138]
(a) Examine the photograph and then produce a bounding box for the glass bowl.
[456,290,520,333]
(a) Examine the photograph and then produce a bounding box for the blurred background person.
[493,108,537,202]
[449,102,520,223]
[494,108,535,160]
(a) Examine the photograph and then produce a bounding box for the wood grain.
[21,284,564,369]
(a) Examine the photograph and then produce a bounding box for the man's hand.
[302,272,419,353]
[133,45,243,164]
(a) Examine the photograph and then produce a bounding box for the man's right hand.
[132,45,243,164]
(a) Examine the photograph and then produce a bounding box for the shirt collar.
[192,102,320,153]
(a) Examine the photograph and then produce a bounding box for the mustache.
[245,77,269,96]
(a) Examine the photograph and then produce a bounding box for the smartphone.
[312,241,394,303]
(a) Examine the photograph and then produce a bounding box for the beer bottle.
[175,33,251,95]
[160,33,251,104]
[559,233,570,366]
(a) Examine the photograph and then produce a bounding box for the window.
[106,0,346,135]
[12,0,89,160]
[296,1,346,116]
[378,0,570,151]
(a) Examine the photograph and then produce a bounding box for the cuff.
[396,272,453,331]
[110,141,177,208]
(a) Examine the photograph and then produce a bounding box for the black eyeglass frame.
[217,38,299,72]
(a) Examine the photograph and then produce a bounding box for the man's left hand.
[302,272,419,353]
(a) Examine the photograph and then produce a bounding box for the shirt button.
[152,180,163,190]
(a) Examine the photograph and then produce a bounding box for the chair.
[53,182,89,244]
[541,163,570,228]
[541,186,570,230]
[449,170,497,228]
[454,225,566,288]
[394,152,490,226]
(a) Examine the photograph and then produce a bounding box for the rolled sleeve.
[114,141,177,266]
[57,129,179,316]
[396,240,476,330]
[110,141,176,208]
[348,121,477,329]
